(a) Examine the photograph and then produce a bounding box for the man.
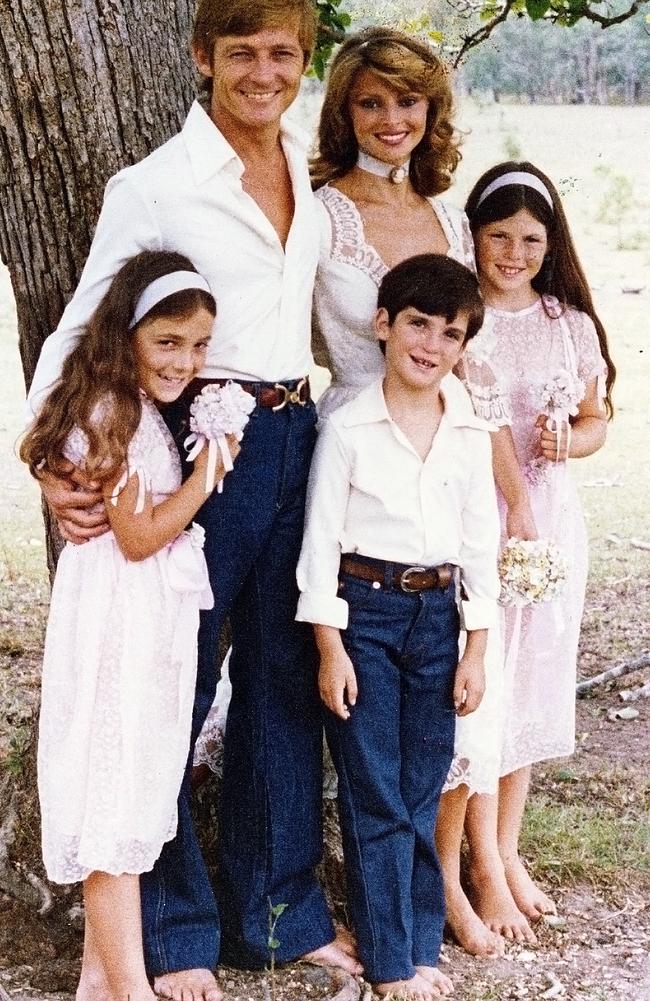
[28,2,360,997]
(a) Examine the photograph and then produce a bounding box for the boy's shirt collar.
[340,375,493,432]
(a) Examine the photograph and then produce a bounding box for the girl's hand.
[193,434,242,490]
[506,500,538,541]
[319,649,358,720]
[454,651,486,717]
[535,414,570,461]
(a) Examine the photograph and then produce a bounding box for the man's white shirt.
[296,378,501,631]
[27,101,319,418]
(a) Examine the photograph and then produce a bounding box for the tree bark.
[0,0,196,393]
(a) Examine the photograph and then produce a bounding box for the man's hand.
[453,652,485,716]
[38,462,109,544]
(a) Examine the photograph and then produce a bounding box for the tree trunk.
[0,0,196,393]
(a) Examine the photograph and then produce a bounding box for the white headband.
[129,271,212,329]
[476,171,554,210]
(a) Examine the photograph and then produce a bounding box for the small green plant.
[267,898,288,1001]
[5,725,30,777]
[594,164,635,250]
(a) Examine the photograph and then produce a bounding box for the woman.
[310,27,518,965]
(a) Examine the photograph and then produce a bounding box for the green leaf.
[268,937,280,950]
[525,0,551,19]
[272,902,289,917]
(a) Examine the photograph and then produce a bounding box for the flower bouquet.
[184,381,255,492]
[498,537,568,608]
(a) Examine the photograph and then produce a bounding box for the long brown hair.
[311,26,460,197]
[465,161,615,417]
[21,251,216,483]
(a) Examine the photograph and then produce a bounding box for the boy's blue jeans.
[325,568,458,984]
[141,394,334,975]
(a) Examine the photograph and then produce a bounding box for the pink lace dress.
[468,298,607,774]
[38,398,212,883]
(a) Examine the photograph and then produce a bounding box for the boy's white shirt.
[296,377,501,631]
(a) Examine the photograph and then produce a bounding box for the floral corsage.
[185,382,255,492]
[498,538,568,607]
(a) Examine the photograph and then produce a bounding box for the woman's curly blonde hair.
[311,26,461,197]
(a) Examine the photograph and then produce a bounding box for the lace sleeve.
[460,213,477,274]
[457,317,512,427]
[572,311,608,405]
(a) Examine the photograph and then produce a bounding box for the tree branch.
[577,0,644,27]
[453,0,516,67]
[576,652,650,695]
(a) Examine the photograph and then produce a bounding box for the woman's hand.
[38,462,109,543]
[535,414,571,461]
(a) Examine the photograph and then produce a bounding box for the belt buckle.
[400,565,427,592]
[272,377,307,411]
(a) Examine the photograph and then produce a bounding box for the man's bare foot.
[302,938,363,976]
[469,866,537,944]
[504,856,557,921]
[153,969,222,1001]
[415,966,454,995]
[333,924,359,960]
[444,882,504,957]
[375,972,442,999]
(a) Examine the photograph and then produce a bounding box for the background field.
[1,100,649,1000]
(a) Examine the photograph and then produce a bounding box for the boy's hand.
[319,649,358,721]
[453,651,486,717]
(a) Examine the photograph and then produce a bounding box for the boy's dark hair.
[377,254,484,353]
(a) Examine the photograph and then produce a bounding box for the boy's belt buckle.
[272,377,307,411]
[399,565,428,592]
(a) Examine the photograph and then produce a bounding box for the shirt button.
[372,581,381,590]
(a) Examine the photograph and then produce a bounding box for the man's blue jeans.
[325,569,458,984]
[141,393,334,974]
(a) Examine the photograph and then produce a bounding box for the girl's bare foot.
[469,866,537,944]
[415,966,454,995]
[375,972,441,999]
[444,882,504,957]
[76,965,114,1001]
[503,856,556,921]
[154,969,223,1001]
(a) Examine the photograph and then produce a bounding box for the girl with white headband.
[20,250,241,1001]
[460,161,615,943]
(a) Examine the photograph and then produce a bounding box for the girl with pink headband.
[20,250,241,1001]
[460,161,614,945]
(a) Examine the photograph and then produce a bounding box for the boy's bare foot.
[503,856,557,921]
[302,935,363,975]
[470,867,537,944]
[153,969,223,1001]
[416,966,454,995]
[444,883,504,957]
[375,972,443,999]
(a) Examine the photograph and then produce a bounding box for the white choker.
[357,149,410,184]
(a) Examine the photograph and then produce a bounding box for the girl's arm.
[492,425,538,540]
[536,377,607,460]
[105,437,239,561]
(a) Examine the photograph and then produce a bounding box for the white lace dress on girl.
[194,186,507,798]
[469,297,607,774]
[38,397,212,883]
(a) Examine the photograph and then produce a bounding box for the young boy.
[296,254,501,1001]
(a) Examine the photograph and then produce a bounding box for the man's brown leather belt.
[189,376,310,411]
[339,554,454,593]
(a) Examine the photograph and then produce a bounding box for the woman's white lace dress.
[194,185,505,797]
[38,398,212,883]
[469,299,607,774]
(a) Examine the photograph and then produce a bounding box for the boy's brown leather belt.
[339,554,454,593]
[189,376,310,411]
